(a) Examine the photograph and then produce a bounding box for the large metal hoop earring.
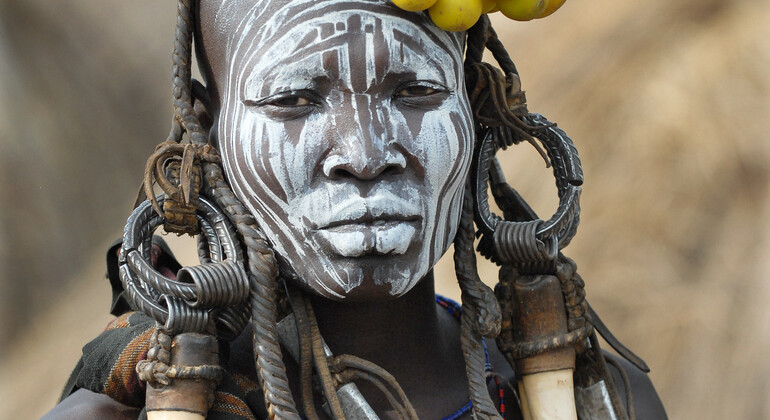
[472,114,583,271]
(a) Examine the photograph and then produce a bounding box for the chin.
[281,253,425,303]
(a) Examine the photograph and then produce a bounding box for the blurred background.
[1,0,768,418]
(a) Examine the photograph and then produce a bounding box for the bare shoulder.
[42,389,141,420]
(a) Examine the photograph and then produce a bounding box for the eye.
[396,85,438,97]
[265,94,313,107]
[393,82,448,108]
[243,90,321,121]
[244,91,319,108]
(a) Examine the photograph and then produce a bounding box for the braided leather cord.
[454,182,503,420]
[202,161,301,419]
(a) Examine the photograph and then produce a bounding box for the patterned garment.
[60,311,266,420]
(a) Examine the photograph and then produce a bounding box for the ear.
[191,79,214,132]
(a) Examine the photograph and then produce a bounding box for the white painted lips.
[316,221,418,257]
[312,193,421,258]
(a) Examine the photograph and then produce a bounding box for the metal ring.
[197,217,220,263]
[472,114,584,263]
[118,194,250,338]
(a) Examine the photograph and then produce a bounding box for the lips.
[322,213,420,231]
[296,191,423,257]
[315,219,419,257]
[309,193,421,229]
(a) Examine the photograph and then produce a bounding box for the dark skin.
[294,275,509,418]
[45,273,517,420]
[44,262,665,419]
[202,0,474,303]
[223,273,518,419]
[44,0,667,418]
[196,2,499,415]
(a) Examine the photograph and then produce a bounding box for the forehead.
[253,14,461,96]
[200,0,465,89]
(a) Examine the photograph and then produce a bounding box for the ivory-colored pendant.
[147,411,205,420]
[518,380,534,420]
[521,368,578,420]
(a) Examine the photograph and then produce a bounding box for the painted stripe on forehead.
[243,0,463,48]
[240,14,459,98]
[228,0,464,67]
[265,12,458,62]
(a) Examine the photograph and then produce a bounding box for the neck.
[304,272,470,416]
[309,272,440,355]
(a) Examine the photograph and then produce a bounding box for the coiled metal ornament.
[474,113,583,268]
[119,195,251,339]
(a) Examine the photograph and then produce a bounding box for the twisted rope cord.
[145,1,302,416]
[453,182,502,419]
[303,298,346,419]
[136,0,211,216]
[136,6,592,419]
[285,287,321,420]
[484,25,518,77]
[137,328,172,386]
[202,161,301,420]
[171,0,207,146]
[556,256,592,352]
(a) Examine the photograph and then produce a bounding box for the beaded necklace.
[435,295,505,420]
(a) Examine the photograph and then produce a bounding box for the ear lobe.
[192,79,214,132]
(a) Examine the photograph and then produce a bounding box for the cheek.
[411,102,473,259]
[224,113,284,199]
[224,110,330,208]
[414,107,473,199]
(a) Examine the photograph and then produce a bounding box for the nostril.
[327,161,403,181]
[330,167,357,180]
[321,147,408,180]
[379,164,403,177]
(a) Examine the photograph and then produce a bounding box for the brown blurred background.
[1,0,768,418]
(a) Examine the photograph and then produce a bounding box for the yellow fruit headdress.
[392,0,568,31]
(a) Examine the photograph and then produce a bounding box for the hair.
[148,0,557,418]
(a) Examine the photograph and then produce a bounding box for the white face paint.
[214,0,473,301]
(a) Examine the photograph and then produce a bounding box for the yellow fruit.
[481,0,498,13]
[392,0,439,12]
[539,0,566,17]
[428,0,483,31]
[497,0,548,21]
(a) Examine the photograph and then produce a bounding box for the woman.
[46,0,666,419]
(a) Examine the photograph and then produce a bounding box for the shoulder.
[42,389,141,420]
[605,353,668,420]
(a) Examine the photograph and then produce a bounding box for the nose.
[322,95,407,181]
[322,140,407,181]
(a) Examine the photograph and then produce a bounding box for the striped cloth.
[60,311,267,419]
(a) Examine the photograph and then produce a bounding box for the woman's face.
[200,0,473,301]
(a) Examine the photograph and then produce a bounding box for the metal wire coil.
[163,294,212,335]
[119,195,251,340]
[473,113,584,265]
[176,260,249,308]
[493,220,558,265]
